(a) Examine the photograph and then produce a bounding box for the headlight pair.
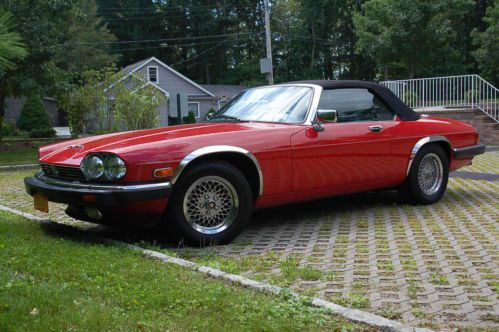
[81,153,126,181]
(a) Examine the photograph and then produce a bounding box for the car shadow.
[39,189,405,251]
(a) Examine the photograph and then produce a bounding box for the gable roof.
[121,57,215,97]
[133,81,170,96]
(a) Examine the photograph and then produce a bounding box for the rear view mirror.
[316,109,337,123]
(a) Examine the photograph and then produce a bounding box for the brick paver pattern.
[1,152,498,330]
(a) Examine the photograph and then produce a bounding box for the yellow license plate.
[34,194,49,213]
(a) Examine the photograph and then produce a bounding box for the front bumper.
[24,172,172,207]
[453,144,486,158]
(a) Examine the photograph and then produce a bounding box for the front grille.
[40,164,86,181]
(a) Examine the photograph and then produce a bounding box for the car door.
[291,88,396,192]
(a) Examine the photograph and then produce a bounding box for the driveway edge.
[0,205,433,332]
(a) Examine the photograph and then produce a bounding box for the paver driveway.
[1,152,498,331]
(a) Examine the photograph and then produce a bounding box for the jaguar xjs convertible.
[25,80,485,244]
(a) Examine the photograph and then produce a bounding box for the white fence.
[381,74,498,122]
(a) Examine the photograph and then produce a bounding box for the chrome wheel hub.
[183,176,238,234]
[418,153,443,196]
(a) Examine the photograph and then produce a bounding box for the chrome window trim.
[36,172,172,191]
[406,135,451,176]
[170,145,264,196]
[271,83,323,125]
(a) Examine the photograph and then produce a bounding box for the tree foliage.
[353,0,474,79]
[0,0,117,137]
[472,0,499,83]
[17,94,55,138]
[60,67,166,135]
[0,10,27,70]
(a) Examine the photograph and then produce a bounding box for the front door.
[291,88,396,191]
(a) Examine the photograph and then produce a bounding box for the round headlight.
[104,155,126,180]
[82,155,104,180]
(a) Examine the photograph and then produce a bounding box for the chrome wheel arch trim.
[171,145,264,196]
[406,135,451,176]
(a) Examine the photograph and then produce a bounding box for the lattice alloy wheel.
[417,153,444,196]
[401,144,449,205]
[182,175,239,235]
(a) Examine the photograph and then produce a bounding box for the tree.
[57,0,119,74]
[17,94,55,138]
[61,67,166,135]
[472,0,499,83]
[0,0,117,137]
[353,0,473,79]
[0,10,27,70]
[112,75,166,130]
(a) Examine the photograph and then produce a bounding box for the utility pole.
[263,0,273,85]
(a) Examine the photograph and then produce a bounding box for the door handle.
[368,125,384,132]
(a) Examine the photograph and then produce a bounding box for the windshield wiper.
[210,114,244,122]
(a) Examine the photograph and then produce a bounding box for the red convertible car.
[25,81,485,244]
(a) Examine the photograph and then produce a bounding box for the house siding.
[136,59,211,96]
[132,59,218,122]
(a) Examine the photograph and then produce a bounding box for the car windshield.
[210,86,314,124]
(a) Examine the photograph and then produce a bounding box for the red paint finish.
[37,114,480,222]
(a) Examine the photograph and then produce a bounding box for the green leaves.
[472,0,499,83]
[16,95,55,138]
[60,67,166,135]
[0,10,28,70]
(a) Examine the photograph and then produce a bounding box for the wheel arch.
[171,145,263,199]
[406,135,452,176]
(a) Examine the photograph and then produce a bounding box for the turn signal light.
[153,167,173,179]
[82,194,97,202]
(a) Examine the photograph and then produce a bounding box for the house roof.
[200,85,246,99]
[120,57,215,97]
[133,81,170,96]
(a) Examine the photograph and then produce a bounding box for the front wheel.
[400,144,449,205]
[164,161,253,246]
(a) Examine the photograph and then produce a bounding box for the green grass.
[0,212,372,332]
[0,149,38,166]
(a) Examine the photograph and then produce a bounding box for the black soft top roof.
[289,80,420,121]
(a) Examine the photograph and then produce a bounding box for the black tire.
[163,160,253,246]
[400,144,449,205]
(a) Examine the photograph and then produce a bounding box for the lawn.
[0,149,38,166]
[0,211,371,332]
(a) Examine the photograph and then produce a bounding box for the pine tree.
[17,95,55,138]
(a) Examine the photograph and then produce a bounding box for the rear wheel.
[400,144,449,205]
[164,161,253,246]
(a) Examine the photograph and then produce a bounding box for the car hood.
[39,122,301,166]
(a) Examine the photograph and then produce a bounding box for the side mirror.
[316,109,337,123]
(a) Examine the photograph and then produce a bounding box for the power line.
[172,39,235,67]
[97,4,259,12]
[59,32,260,47]
[106,35,256,53]
[274,32,351,46]
[99,10,257,22]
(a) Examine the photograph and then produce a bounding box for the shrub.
[206,108,217,120]
[0,120,28,138]
[183,111,196,124]
[168,111,197,125]
[17,95,55,138]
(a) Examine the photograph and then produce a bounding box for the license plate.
[34,194,49,213]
